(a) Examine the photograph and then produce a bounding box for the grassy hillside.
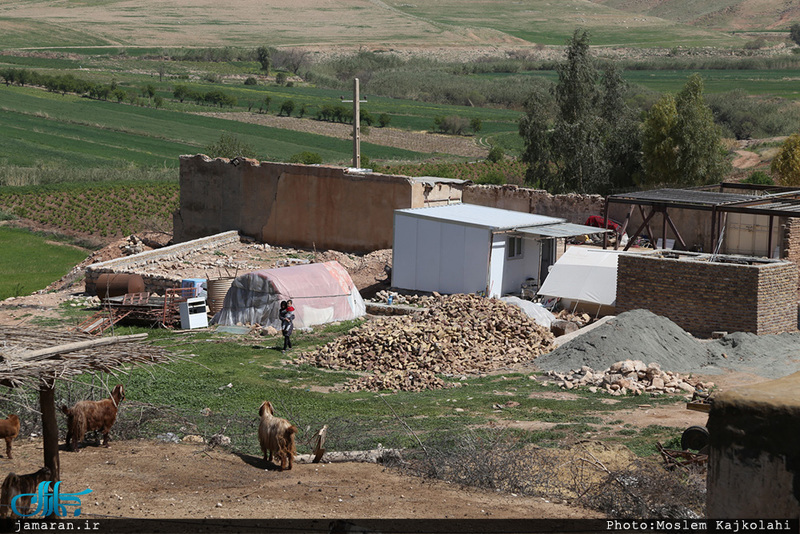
[593,0,800,32]
[0,0,770,49]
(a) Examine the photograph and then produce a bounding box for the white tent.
[537,247,627,311]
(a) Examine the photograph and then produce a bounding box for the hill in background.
[1,0,796,50]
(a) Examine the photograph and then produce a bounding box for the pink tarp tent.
[212,261,366,329]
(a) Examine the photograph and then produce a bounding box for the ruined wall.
[462,184,604,225]
[616,252,798,336]
[707,371,800,518]
[85,231,239,296]
[173,156,464,252]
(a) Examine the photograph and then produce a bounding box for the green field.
[0,225,89,299]
[0,85,435,167]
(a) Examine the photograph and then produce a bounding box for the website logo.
[11,481,92,518]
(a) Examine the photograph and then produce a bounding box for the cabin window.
[508,236,523,259]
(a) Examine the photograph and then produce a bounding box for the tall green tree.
[519,29,640,194]
[771,134,800,186]
[256,46,271,74]
[641,74,728,186]
[790,23,800,46]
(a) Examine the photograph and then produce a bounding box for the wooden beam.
[18,334,148,362]
[624,207,659,252]
[39,382,60,483]
[665,212,688,251]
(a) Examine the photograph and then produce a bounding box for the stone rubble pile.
[297,294,555,392]
[120,235,146,256]
[370,290,436,307]
[541,359,715,396]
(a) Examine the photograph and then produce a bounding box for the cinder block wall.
[707,371,800,518]
[616,253,798,336]
[85,231,240,295]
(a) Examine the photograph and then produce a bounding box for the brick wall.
[617,252,798,337]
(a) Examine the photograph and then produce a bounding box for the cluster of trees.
[520,30,728,194]
[172,84,237,108]
[0,67,167,107]
[432,116,483,136]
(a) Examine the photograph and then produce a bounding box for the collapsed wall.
[616,251,798,337]
[84,231,240,296]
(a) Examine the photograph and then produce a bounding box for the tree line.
[520,30,731,194]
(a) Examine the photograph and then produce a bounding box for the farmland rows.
[0,182,178,239]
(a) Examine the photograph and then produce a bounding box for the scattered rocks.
[297,294,554,392]
[543,360,715,397]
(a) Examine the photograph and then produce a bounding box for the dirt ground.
[3,439,604,521]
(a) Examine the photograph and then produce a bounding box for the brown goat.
[0,414,20,459]
[0,467,51,518]
[61,384,125,451]
[258,401,297,471]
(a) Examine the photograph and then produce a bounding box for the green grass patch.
[0,226,89,299]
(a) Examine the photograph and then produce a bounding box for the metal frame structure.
[602,184,800,256]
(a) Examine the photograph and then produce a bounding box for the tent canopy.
[537,247,627,307]
[212,261,366,329]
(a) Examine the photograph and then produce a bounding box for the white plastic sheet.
[537,247,624,307]
[501,296,556,328]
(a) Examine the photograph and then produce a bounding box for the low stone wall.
[707,371,800,518]
[616,251,798,337]
[84,231,240,296]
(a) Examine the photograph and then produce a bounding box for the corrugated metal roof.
[517,222,613,238]
[610,188,757,206]
[395,203,564,230]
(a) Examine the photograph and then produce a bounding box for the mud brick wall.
[173,156,465,252]
[707,371,800,517]
[462,184,604,226]
[616,253,798,336]
[85,231,240,296]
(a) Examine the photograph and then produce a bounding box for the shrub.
[742,171,774,185]
[378,113,391,128]
[203,133,258,160]
[487,146,505,163]
[244,77,258,86]
[275,72,287,85]
[288,151,322,164]
[476,170,505,185]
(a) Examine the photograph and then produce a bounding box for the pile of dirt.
[535,309,800,380]
[297,294,554,391]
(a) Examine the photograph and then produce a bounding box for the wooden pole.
[353,78,360,169]
[39,380,60,482]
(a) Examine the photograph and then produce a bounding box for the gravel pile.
[297,294,554,391]
[535,309,800,380]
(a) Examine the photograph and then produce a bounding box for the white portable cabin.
[391,204,608,298]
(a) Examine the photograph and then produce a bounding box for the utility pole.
[341,78,367,169]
